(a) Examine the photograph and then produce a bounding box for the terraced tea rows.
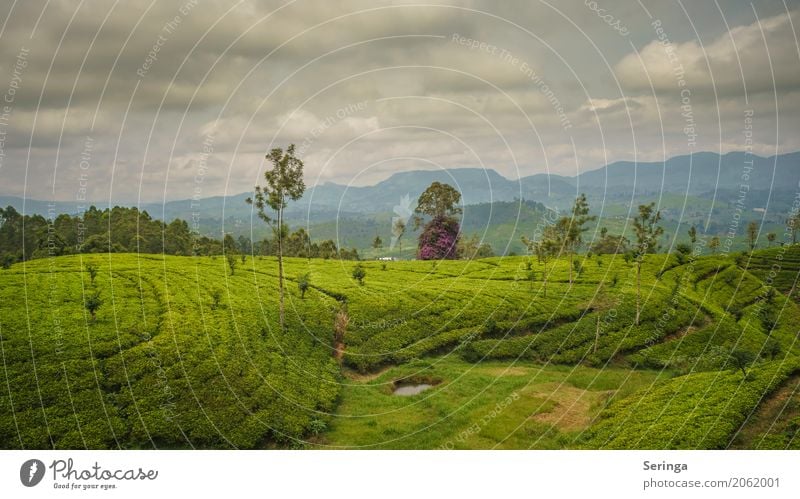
[2,246,800,448]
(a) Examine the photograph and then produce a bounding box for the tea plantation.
[2,247,799,449]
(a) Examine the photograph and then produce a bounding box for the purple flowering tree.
[414,182,462,260]
[417,216,460,260]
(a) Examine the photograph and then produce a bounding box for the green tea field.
[2,246,799,449]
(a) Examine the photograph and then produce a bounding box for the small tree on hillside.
[746,221,758,251]
[85,263,98,285]
[298,272,310,299]
[460,234,494,260]
[223,233,238,275]
[709,236,720,253]
[764,338,781,360]
[393,218,406,256]
[562,194,596,284]
[372,235,383,251]
[767,232,776,247]
[85,290,102,322]
[789,212,800,244]
[246,144,305,332]
[688,225,697,245]
[226,253,236,275]
[352,264,366,285]
[522,225,561,298]
[633,203,663,325]
[730,349,756,378]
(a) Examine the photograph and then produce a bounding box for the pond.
[393,383,434,396]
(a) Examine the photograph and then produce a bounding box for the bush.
[352,264,366,285]
[298,273,310,299]
[210,288,222,309]
[85,290,102,322]
[85,263,98,284]
[308,419,328,435]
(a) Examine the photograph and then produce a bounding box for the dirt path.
[529,382,614,432]
[730,374,800,449]
[342,365,394,382]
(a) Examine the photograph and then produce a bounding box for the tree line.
[0,203,359,268]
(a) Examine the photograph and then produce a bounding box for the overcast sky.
[0,0,798,204]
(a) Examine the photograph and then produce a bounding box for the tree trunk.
[277,207,285,332]
[635,262,641,325]
[569,252,573,284]
[594,314,600,353]
[543,259,548,298]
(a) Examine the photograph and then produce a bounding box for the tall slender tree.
[746,221,758,251]
[561,194,595,284]
[709,236,720,253]
[393,218,406,256]
[767,232,776,247]
[790,212,800,244]
[246,144,305,332]
[688,225,697,245]
[522,225,561,298]
[633,203,663,325]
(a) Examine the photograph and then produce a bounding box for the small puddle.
[393,383,433,396]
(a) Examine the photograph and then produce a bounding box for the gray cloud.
[0,0,797,204]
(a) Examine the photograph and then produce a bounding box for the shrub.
[573,260,583,277]
[85,263,98,285]
[309,419,328,435]
[85,290,102,322]
[763,338,781,360]
[298,273,310,298]
[1,253,14,269]
[352,264,366,285]
[210,288,222,309]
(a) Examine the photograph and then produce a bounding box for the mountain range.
[2,151,798,231]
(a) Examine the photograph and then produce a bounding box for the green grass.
[3,246,800,449]
[319,357,670,449]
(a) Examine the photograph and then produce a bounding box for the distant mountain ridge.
[3,151,799,221]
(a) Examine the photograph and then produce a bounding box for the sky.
[0,0,798,204]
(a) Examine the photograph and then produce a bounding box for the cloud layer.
[0,0,797,204]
